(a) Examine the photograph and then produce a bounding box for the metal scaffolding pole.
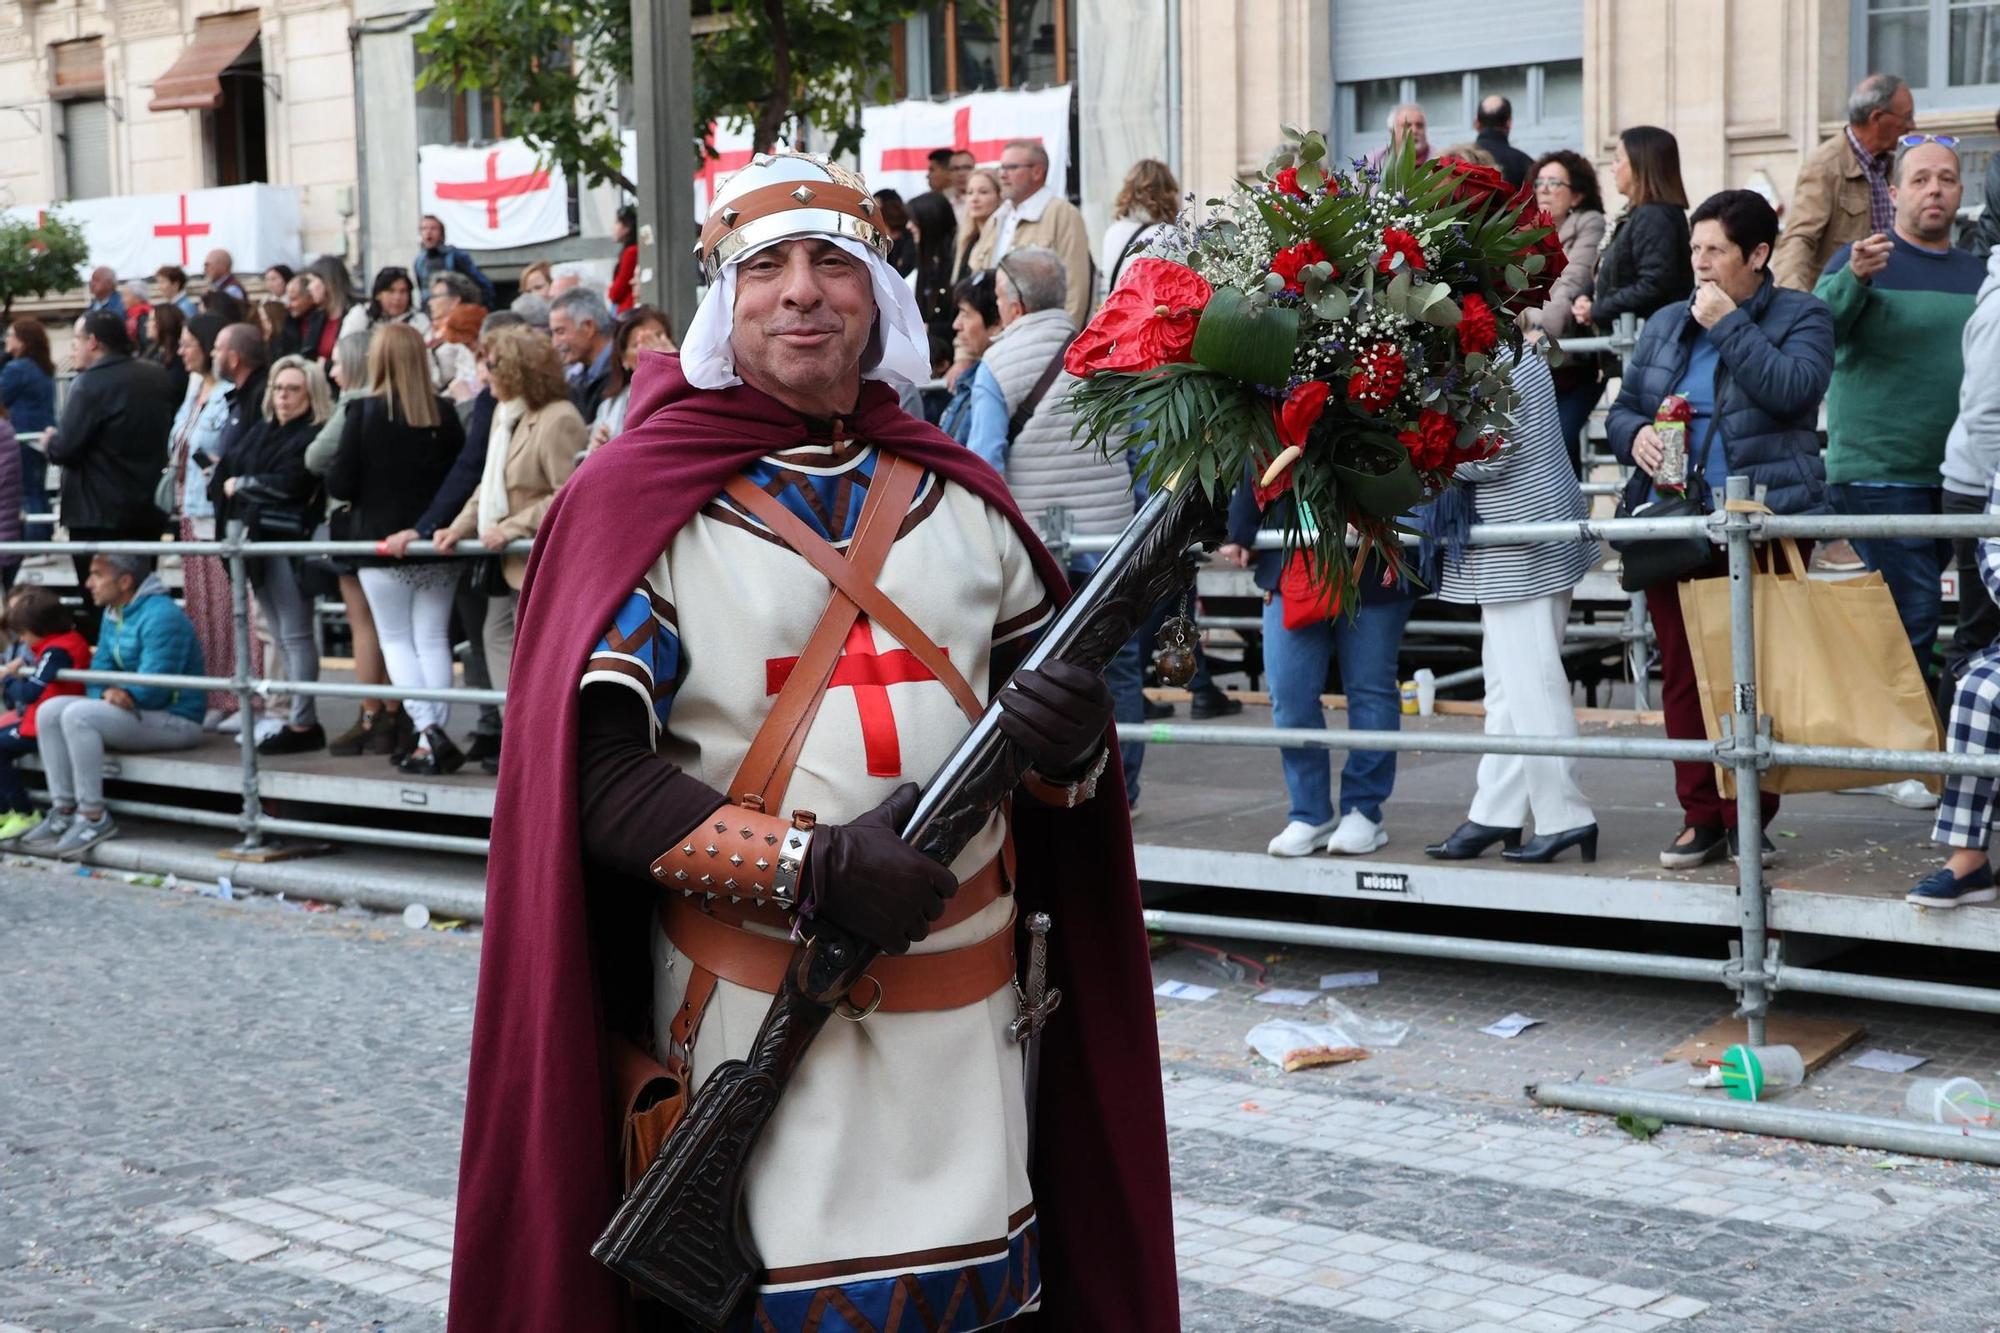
[1723,481,1770,1045]
[224,519,263,856]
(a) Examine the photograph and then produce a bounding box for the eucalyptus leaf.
[1418,298,1462,328]
[1463,353,1488,375]
[1384,269,1413,313]
[1262,271,1287,295]
[1504,264,1528,291]
[1523,252,1546,275]
[1314,287,1351,321]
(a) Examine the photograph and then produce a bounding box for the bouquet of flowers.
[1066,127,1566,608]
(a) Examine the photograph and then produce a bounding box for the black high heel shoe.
[1424,821,1523,860]
[1502,824,1600,864]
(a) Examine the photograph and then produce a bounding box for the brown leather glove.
[996,660,1114,777]
[806,783,956,955]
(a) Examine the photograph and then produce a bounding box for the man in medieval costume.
[447,149,1178,1330]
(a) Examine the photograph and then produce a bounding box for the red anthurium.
[1063,258,1213,377]
[1255,379,1334,501]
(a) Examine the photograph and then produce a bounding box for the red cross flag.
[3,183,301,280]
[859,86,1072,202]
[418,138,569,250]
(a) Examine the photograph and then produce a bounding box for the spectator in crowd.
[302,258,356,362]
[432,326,584,738]
[0,588,89,842]
[1609,189,1833,870]
[948,148,976,221]
[952,166,1006,286]
[20,554,206,858]
[991,140,1092,327]
[1517,149,1609,471]
[284,276,324,359]
[48,310,174,621]
[211,323,270,460]
[509,290,552,331]
[153,265,199,320]
[587,305,674,450]
[1222,476,1415,857]
[1424,351,1599,863]
[1967,111,2000,258]
[1473,96,1534,190]
[202,249,247,304]
[979,250,1148,806]
[1773,74,1915,291]
[550,287,615,423]
[939,271,1000,443]
[163,313,245,729]
[1,317,57,541]
[304,330,398,757]
[1101,159,1180,301]
[120,284,155,354]
[341,266,429,340]
[209,354,332,756]
[1907,500,2000,907]
[1943,247,2000,687]
[84,267,124,318]
[874,190,919,275]
[413,213,497,309]
[1819,138,1980,707]
[331,323,466,774]
[255,298,294,358]
[906,188,961,370]
[428,271,485,388]
[379,310,519,770]
[1366,103,1431,170]
[519,260,554,299]
[261,264,295,300]
[1575,126,1694,334]
[0,395,18,593]
[914,147,956,217]
[199,289,245,324]
[607,205,640,314]
[546,263,595,299]
[145,303,190,427]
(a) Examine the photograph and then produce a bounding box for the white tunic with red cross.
[581,438,1057,1330]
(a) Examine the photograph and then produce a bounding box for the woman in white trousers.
[1423,351,1602,862]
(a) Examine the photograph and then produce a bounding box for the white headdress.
[678,149,931,392]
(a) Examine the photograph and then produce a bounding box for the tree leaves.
[0,212,89,319]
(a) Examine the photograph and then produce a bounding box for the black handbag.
[1610,415,1721,593]
[470,554,512,597]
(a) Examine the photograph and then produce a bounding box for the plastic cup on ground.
[1905,1076,1988,1125]
[1721,1043,1806,1101]
[403,902,431,930]
[1622,1062,1703,1094]
[1414,668,1436,716]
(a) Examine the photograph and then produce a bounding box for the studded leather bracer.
[648,805,815,909]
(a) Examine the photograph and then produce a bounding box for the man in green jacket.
[1819,138,1984,701]
[18,554,207,858]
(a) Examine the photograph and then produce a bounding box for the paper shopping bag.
[1677,535,1941,796]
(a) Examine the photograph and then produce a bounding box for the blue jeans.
[1554,377,1599,477]
[0,722,36,812]
[1261,592,1414,825]
[1069,563,1148,806]
[1830,483,1946,682]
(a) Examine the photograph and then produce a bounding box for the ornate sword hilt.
[1010,911,1063,1043]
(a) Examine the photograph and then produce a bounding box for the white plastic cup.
[403,902,431,930]
[1722,1043,1806,1100]
[1622,1062,1702,1094]
[1905,1076,1988,1125]
[1415,668,1436,716]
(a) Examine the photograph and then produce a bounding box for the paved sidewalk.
[5,861,2000,1329]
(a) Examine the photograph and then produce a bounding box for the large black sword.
[591,478,1226,1328]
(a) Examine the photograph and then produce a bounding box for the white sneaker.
[1840,779,1938,810]
[217,711,245,735]
[202,707,230,733]
[1326,810,1388,855]
[1266,817,1339,857]
[252,718,286,744]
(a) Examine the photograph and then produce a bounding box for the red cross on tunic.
[879,105,1038,173]
[435,150,554,230]
[152,194,211,266]
[764,619,945,779]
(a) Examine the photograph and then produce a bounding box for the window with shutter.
[62,98,114,201]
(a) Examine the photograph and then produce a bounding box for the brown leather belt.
[660,893,1018,1014]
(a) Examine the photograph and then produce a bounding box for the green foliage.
[417,0,934,193]
[0,212,89,319]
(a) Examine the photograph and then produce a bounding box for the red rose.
[1456,291,1498,356]
[1271,240,1328,293]
[1433,156,1524,214]
[1397,408,1459,471]
[1272,166,1306,199]
[1505,208,1571,313]
[1063,258,1213,377]
[1346,342,1406,413]
[1377,227,1425,275]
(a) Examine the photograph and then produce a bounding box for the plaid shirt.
[1847,126,1895,235]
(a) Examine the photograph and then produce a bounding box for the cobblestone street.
[6,860,2000,1331]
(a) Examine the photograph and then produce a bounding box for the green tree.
[0,212,90,320]
[416,0,933,192]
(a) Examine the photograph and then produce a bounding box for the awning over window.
[148,11,262,113]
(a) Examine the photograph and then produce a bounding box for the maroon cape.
[447,353,1179,1331]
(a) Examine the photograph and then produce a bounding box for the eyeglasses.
[1532,176,1572,190]
[272,381,307,394]
[1899,133,1960,148]
[997,163,1031,172]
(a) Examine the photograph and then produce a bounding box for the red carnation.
[1064,257,1213,377]
[1271,240,1328,293]
[1377,227,1426,275]
[1272,166,1307,199]
[1346,342,1406,413]
[1398,408,1459,471]
[1456,291,1498,355]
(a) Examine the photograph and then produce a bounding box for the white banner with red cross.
[417,138,570,250]
[3,183,302,282]
[858,86,1072,201]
